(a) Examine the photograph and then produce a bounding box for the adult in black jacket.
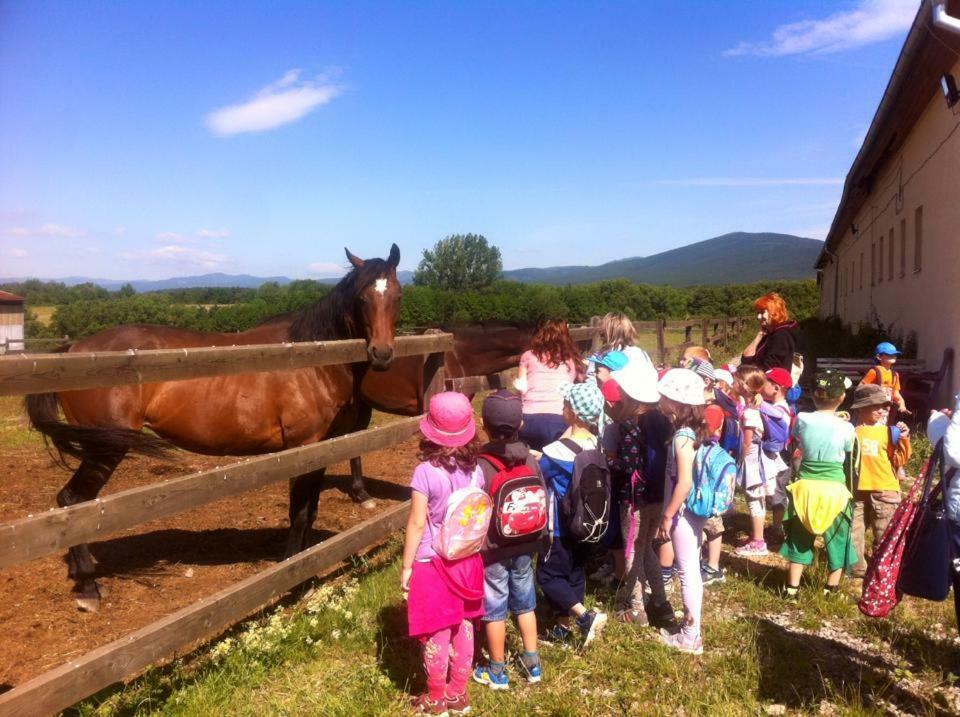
[740,292,799,373]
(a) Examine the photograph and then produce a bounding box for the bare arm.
[401,491,428,594]
[658,436,695,541]
[741,330,765,360]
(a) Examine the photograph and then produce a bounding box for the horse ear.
[387,243,400,268]
[345,248,364,269]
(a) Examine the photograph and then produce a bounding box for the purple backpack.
[757,402,792,455]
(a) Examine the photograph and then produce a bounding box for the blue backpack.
[685,441,737,518]
[714,390,742,460]
[758,402,792,455]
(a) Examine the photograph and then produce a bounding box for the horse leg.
[285,468,326,558]
[349,403,377,510]
[56,449,126,612]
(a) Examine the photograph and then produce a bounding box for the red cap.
[704,404,725,435]
[765,367,793,390]
[601,379,623,402]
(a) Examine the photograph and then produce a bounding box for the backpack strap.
[560,438,583,456]
[480,453,507,472]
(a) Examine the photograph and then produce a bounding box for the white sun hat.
[657,368,706,406]
[611,361,660,403]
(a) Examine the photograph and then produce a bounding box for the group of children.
[401,330,913,715]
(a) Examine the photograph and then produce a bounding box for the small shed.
[0,290,25,353]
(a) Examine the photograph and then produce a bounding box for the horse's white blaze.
[374,278,388,295]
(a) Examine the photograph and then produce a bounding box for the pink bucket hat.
[420,391,477,447]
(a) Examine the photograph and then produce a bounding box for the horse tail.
[24,392,172,467]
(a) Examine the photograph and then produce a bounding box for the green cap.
[813,369,849,398]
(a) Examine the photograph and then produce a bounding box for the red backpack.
[480,454,548,544]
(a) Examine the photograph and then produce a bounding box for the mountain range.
[3,232,821,291]
[500,232,822,286]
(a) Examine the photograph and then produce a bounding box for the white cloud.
[205,69,343,137]
[125,244,228,270]
[655,177,843,187]
[5,223,87,238]
[7,248,27,257]
[154,231,187,243]
[114,226,127,235]
[306,262,347,277]
[725,0,916,57]
[197,228,230,239]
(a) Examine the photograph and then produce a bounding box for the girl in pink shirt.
[515,319,581,450]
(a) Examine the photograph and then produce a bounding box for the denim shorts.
[482,553,537,622]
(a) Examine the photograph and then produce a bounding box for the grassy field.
[70,506,959,717]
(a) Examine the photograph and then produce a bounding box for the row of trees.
[26,278,818,340]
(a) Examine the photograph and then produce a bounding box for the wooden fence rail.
[0,333,454,397]
[0,416,421,570]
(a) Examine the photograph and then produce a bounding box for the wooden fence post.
[422,351,446,405]
[722,318,729,346]
[656,319,666,366]
[589,315,603,353]
[700,318,709,347]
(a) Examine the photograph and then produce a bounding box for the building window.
[914,206,923,273]
[888,228,894,281]
[870,242,876,286]
[878,236,884,284]
[900,218,907,277]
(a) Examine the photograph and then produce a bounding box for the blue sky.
[0,0,918,280]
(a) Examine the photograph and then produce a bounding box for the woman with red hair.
[515,318,582,450]
[740,292,799,372]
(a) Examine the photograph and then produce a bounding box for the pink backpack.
[432,469,493,561]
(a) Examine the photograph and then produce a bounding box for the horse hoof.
[76,596,101,613]
[360,498,377,511]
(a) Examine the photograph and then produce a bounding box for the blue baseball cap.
[593,350,629,372]
[875,341,901,356]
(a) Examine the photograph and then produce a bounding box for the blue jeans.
[482,554,537,622]
[520,413,567,452]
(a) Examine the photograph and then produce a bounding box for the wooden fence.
[0,332,455,717]
[0,316,747,715]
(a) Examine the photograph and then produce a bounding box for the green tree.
[413,234,502,291]
[118,283,137,298]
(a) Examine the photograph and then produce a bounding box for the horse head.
[345,244,402,371]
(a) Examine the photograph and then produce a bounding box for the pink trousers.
[421,618,475,701]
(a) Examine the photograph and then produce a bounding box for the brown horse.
[25,245,402,611]
[346,322,543,504]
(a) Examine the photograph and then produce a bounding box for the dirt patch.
[0,437,421,688]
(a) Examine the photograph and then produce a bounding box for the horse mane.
[287,259,392,342]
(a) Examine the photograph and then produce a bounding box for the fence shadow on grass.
[376,604,421,695]
[754,617,948,715]
[859,616,960,677]
[322,473,411,503]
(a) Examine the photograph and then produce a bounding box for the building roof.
[0,290,25,304]
[816,0,960,269]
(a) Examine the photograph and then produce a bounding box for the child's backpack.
[480,454,548,545]
[432,472,494,561]
[558,438,611,543]
[758,402,793,455]
[686,441,738,518]
[714,390,743,460]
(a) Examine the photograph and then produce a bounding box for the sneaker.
[589,562,614,581]
[823,585,846,599]
[540,624,574,645]
[735,539,768,557]
[781,585,800,604]
[518,659,542,684]
[616,608,649,626]
[659,628,704,655]
[472,664,509,690]
[576,609,608,649]
[701,563,726,586]
[646,599,678,629]
[412,694,449,716]
[445,692,471,715]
